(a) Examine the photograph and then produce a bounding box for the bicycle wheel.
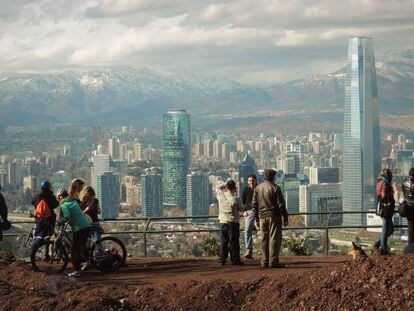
[12,233,33,261]
[30,240,69,274]
[90,236,126,273]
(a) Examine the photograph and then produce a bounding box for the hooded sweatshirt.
[59,197,91,232]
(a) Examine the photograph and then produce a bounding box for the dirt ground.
[1,255,414,310]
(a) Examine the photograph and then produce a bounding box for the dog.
[348,241,368,260]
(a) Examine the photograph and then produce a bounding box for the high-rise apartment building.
[203,140,212,157]
[91,154,111,191]
[309,167,340,184]
[23,175,39,192]
[238,154,257,195]
[343,37,381,225]
[213,140,221,159]
[221,143,228,161]
[141,173,163,217]
[134,143,143,161]
[163,109,191,213]
[51,170,72,191]
[97,171,120,219]
[299,183,342,226]
[92,126,102,147]
[193,143,204,157]
[186,172,210,220]
[7,161,20,186]
[108,138,119,160]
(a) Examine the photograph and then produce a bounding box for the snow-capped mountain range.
[0,49,413,126]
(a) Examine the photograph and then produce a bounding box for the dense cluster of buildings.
[0,37,413,234]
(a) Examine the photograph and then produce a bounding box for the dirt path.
[77,256,350,287]
[2,255,414,310]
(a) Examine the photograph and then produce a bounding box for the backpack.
[36,199,51,219]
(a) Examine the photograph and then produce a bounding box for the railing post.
[325,212,333,256]
[143,218,151,258]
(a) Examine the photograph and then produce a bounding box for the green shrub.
[283,232,310,256]
[200,236,220,257]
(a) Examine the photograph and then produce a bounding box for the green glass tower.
[163,109,191,214]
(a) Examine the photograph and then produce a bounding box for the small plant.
[200,236,220,257]
[283,233,310,256]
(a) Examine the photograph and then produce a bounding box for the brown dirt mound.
[1,255,414,310]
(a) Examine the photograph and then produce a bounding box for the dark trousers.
[408,218,414,244]
[72,227,90,271]
[220,222,241,264]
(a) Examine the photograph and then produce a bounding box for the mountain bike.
[12,214,36,261]
[31,224,126,274]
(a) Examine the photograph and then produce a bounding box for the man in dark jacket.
[242,175,257,259]
[252,169,288,268]
[31,180,59,241]
[0,185,11,241]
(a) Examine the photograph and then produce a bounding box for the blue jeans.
[245,210,255,252]
[91,222,102,241]
[376,217,394,252]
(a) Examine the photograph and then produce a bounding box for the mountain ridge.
[0,49,413,126]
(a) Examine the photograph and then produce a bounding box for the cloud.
[0,0,413,84]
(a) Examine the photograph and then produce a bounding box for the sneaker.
[68,271,82,278]
[244,251,253,260]
[269,263,285,269]
[231,261,244,266]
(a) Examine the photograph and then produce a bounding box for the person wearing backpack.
[373,169,395,255]
[0,185,11,242]
[31,180,59,243]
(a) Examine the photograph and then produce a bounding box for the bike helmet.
[40,180,51,190]
[56,187,68,199]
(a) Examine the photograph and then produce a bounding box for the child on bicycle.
[56,188,91,277]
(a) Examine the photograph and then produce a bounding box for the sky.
[0,0,413,85]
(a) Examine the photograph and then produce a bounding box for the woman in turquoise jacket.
[57,188,91,277]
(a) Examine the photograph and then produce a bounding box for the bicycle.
[31,224,127,274]
[12,214,36,261]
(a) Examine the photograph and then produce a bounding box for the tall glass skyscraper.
[343,37,381,225]
[163,109,191,214]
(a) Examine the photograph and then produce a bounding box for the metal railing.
[5,210,407,256]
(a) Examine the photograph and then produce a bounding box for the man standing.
[242,175,257,259]
[217,180,244,266]
[252,169,288,268]
[0,185,11,241]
